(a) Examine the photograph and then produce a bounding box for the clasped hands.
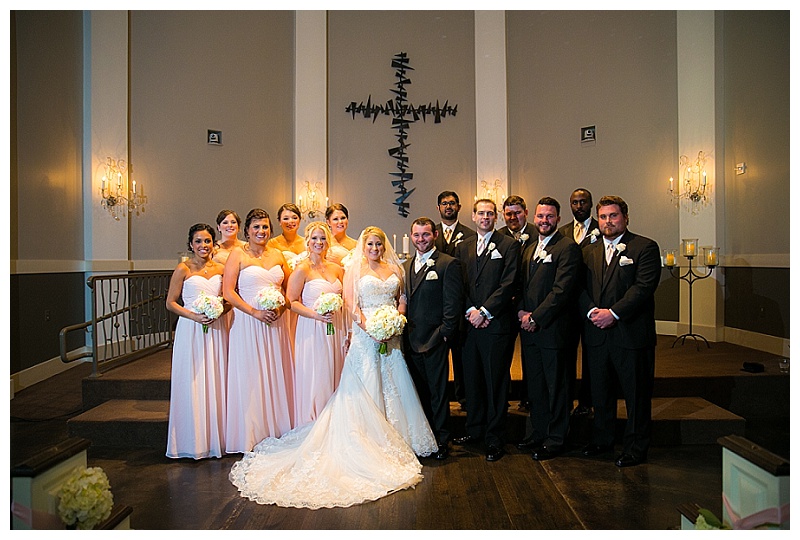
[251,306,284,324]
[589,308,617,329]
[466,309,490,329]
[517,310,537,332]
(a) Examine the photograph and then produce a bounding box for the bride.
[229,226,438,509]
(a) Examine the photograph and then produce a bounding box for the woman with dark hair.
[223,209,295,453]
[212,209,245,265]
[325,203,357,265]
[166,223,229,459]
[268,203,306,268]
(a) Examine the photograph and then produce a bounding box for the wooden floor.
[9,336,790,530]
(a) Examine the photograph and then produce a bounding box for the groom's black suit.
[455,232,520,448]
[403,249,463,445]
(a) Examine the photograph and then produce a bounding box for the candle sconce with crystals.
[478,179,506,220]
[665,238,719,350]
[297,181,326,220]
[99,157,146,220]
[669,151,711,214]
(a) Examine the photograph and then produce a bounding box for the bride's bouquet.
[365,305,407,355]
[190,291,224,333]
[255,285,286,325]
[313,292,343,335]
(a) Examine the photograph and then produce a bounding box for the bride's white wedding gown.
[229,273,437,509]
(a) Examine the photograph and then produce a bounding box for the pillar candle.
[403,234,409,254]
[665,252,675,267]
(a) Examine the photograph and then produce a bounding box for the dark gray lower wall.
[10,272,86,374]
[724,267,789,339]
[654,269,680,322]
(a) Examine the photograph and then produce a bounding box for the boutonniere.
[619,256,634,266]
[538,249,548,260]
[519,233,529,243]
[589,229,600,243]
[425,259,435,269]
[425,271,439,280]
[487,242,496,252]
[616,243,627,254]
[455,232,463,241]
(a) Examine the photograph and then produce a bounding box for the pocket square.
[542,254,553,263]
[619,256,634,266]
[490,250,503,259]
[425,271,439,280]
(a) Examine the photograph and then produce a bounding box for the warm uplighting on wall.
[100,157,146,220]
[669,151,711,214]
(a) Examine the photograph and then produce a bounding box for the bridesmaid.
[166,223,229,459]
[267,203,306,268]
[212,209,245,265]
[287,221,346,428]
[223,208,295,453]
[325,203,357,265]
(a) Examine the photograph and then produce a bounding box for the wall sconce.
[99,157,146,220]
[734,162,747,175]
[297,180,326,220]
[477,179,506,206]
[669,151,710,214]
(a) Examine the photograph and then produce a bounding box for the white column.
[474,11,508,207]
[295,10,328,221]
[676,11,722,341]
[83,10,130,267]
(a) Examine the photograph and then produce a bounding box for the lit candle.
[702,171,707,186]
[132,180,136,194]
[101,175,106,190]
[665,252,675,267]
[669,177,674,193]
[685,243,696,256]
[403,234,410,254]
[706,251,718,266]
[393,234,397,253]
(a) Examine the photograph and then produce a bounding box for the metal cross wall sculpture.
[346,52,458,217]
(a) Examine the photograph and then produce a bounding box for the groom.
[403,217,463,460]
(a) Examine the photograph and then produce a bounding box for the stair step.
[68,399,169,448]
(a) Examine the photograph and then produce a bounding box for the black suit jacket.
[577,230,661,349]
[455,231,520,335]
[517,232,581,349]
[558,218,601,249]
[435,222,477,257]
[403,250,463,354]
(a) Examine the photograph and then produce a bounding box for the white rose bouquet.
[57,466,113,530]
[255,286,286,325]
[365,305,407,355]
[313,292,343,335]
[190,291,224,333]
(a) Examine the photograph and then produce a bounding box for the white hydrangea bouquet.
[190,291,224,333]
[255,285,286,325]
[365,305,407,355]
[57,466,113,530]
[313,292,343,335]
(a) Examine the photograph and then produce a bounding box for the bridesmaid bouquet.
[191,291,224,333]
[255,285,286,325]
[57,466,113,530]
[365,305,407,355]
[313,292,344,335]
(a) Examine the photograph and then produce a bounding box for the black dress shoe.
[571,405,592,417]
[531,445,564,461]
[435,444,449,460]
[515,438,544,451]
[581,443,614,456]
[615,453,645,467]
[453,434,478,445]
[485,445,506,462]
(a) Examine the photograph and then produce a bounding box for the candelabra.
[99,157,146,220]
[297,181,325,219]
[663,239,719,350]
[669,151,711,214]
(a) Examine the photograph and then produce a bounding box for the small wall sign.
[208,130,222,145]
[581,126,596,143]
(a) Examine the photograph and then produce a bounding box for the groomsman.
[578,195,660,467]
[558,188,601,417]
[403,217,463,460]
[453,199,520,462]
[516,197,581,460]
[497,195,533,410]
[434,190,476,408]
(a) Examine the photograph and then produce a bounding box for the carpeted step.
[67,399,169,448]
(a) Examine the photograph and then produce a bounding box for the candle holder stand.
[667,254,714,350]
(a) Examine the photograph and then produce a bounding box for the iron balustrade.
[59,271,174,377]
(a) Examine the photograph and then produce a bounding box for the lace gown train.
[229,273,437,508]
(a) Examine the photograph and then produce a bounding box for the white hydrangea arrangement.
[57,466,113,530]
[190,291,224,333]
[313,292,344,335]
[365,305,407,354]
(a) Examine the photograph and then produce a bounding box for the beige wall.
[129,11,295,261]
[722,11,789,259]
[328,10,476,242]
[507,11,679,248]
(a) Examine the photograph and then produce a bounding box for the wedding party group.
[164,188,661,510]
